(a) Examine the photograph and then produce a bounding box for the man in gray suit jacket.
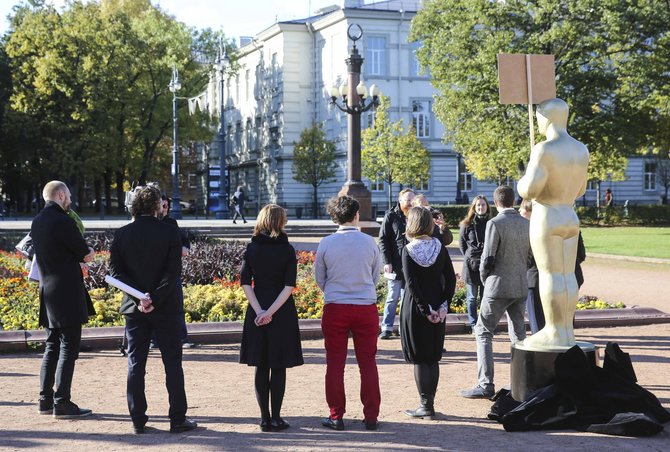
[460,186,531,398]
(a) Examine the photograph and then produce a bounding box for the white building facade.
[203,0,665,216]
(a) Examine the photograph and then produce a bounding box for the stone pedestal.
[510,341,596,402]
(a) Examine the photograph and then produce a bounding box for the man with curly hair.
[315,195,382,431]
[110,185,197,434]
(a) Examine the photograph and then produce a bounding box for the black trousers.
[40,325,82,404]
[125,312,187,427]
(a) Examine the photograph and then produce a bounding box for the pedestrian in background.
[232,185,248,224]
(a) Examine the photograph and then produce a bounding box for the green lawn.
[450,227,670,259]
[580,227,670,259]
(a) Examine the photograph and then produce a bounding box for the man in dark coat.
[378,188,415,339]
[31,180,95,418]
[109,185,197,434]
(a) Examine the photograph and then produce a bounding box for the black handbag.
[15,233,34,259]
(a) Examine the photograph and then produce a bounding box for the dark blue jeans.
[40,325,82,404]
[125,312,187,427]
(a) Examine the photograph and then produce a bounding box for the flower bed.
[0,244,623,331]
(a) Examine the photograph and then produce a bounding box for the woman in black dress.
[400,207,456,418]
[240,204,303,431]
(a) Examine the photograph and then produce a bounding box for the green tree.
[362,96,431,209]
[292,123,338,218]
[410,0,664,188]
[3,0,218,213]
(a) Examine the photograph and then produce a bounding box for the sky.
[0,0,344,43]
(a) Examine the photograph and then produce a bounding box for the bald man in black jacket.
[31,180,95,419]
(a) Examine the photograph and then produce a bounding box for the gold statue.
[517,98,589,349]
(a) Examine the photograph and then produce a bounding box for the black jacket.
[378,204,408,281]
[458,215,488,285]
[31,202,94,328]
[162,215,190,249]
[109,215,182,315]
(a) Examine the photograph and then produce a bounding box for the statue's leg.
[523,206,576,348]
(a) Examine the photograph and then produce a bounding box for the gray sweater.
[315,227,382,305]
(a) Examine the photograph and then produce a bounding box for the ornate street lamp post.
[168,65,183,219]
[328,24,380,222]
[214,40,230,219]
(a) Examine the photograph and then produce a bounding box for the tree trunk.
[312,184,318,219]
[595,180,602,209]
[104,170,113,215]
[387,179,393,210]
[115,170,125,214]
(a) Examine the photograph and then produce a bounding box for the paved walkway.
[1,323,668,451]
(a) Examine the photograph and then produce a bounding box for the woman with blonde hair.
[459,195,491,332]
[401,207,456,418]
[239,204,303,432]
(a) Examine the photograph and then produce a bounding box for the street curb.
[587,253,670,265]
[1,308,669,352]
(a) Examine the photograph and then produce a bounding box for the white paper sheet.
[104,275,145,299]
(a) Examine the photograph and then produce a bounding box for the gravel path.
[1,323,669,451]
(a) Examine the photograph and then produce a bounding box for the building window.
[412,100,430,138]
[586,180,597,191]
[246,119,252,151]
[369,175,385,192]
[188,173,198,189]
[459,159,472,192]
[414,177,430,191]
[235,122,242,149]
[410,41,421,77]
[366,37,386,76]
[245,69,250,102]
[255,116,262,150]
[645,161,657,190]
[271,52,278,88]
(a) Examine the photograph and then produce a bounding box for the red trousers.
[321,303,381,421]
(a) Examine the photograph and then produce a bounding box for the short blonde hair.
[254,204,286,238]
[405,206,434,239]
[42,181,68,202]
[411,194,429,208]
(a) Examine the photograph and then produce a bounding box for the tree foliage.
[410,0,670,185]
[1,0,221,212]
[362,96,431,208]
[292,123,337,218]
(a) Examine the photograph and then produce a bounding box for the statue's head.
[536,98,569,134]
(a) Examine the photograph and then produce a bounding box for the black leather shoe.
[38,399,53,415]
[260,419,271,432]
[271,418,290,431]
[133,424,145,434]
[53,401,92,419]
[363,419,378,431]
[170,418,197,433]
[321,417,344,431]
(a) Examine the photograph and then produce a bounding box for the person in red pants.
[315,195,382,431]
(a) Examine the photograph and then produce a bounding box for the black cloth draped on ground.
[488,342,670,436]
